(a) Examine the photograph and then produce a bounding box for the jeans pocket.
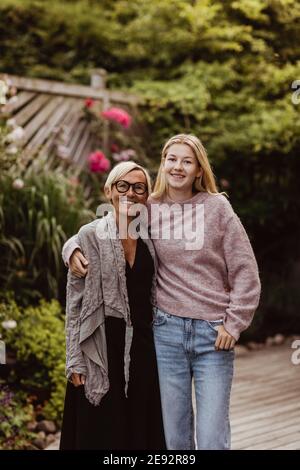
[152,308,168,327]
[206,319,223,332]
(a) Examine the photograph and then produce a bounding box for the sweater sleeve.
[65,269,87,379]
[62,234,81,267]
[222,214,261,341]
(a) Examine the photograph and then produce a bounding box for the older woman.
[59,161,165,450]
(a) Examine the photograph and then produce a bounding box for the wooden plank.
[232,358,295,379]
[22,96,64,145]
[75,135,95,173]
[231,384,300,410]
[231,373,299,396]
[276,440,300,450]
[5,91,36,114]
[233,351,295,373]
[231,402,300,428]
[231,399,300,427]
[232,406,300,435]
[72,125,91,164]
[243,430,300,450]
[234,361,296,379]
[228,344,300,449]
[7,74,139,105]
[232,395,300,415]
[25,98,74,156]
[239,430,300,451]
[14,94,51,127]
[62,112,84,145]
[232,417,300,446]
[33,100,82,168]
[102,92,110,153]
[67,121,87,161]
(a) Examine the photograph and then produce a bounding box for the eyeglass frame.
[112,180,148,195]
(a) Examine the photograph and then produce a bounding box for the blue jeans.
[153,307,234,450]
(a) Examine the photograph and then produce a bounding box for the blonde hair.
[104,161,152,195]
[152,134,224,199]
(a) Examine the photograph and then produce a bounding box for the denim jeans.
[153,307,234,450]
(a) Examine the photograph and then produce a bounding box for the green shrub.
[0,166,93,304]
[0,383,35,450]
[0,296,66,423]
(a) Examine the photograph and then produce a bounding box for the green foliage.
[0,0,299,80]
[0,382,35,450]
[0,124,19,172]
[0,165,93,304]
[0,296,66,423]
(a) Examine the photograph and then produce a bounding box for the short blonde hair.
[104,161,152,195]
[152,134,223,199]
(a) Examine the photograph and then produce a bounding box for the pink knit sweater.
[147,192,261,340]
[62,192,261,341]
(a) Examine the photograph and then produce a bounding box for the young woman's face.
[163,143,202,193]
[106,169,148,218]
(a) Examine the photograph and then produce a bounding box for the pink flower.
[101,107,132,128]
[88,150,111,173]
[84,98,95,109]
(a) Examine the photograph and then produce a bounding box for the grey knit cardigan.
[65,212,157,406]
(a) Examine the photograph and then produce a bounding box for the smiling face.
[163,143,202,195]
[105,169,148,220]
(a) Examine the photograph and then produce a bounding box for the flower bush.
[0,295,66,424]
[83,100,144,177]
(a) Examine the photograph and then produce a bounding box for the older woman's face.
[106,169,148,219]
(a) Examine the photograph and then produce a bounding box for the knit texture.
[148,192,261,340]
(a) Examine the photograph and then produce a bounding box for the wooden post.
[90,69,109,154]
[90,68,107,90]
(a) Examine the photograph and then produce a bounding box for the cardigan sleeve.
[222,214,261,341]
[62,234,81,267]
[65,269,87,379]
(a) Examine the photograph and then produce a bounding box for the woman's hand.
[214,325,236,350]
[70,249,89,278]
[71,373,85,387]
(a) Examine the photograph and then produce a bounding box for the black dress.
[60,237,166,450]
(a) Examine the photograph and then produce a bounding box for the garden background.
[0,0,299,449]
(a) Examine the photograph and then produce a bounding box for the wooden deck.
[231,343,300,450]
[46,342,300,450]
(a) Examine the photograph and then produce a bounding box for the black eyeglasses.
[113,180,148,195]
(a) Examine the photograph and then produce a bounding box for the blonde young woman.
[63,135,261,450]
[60,162,165,450]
